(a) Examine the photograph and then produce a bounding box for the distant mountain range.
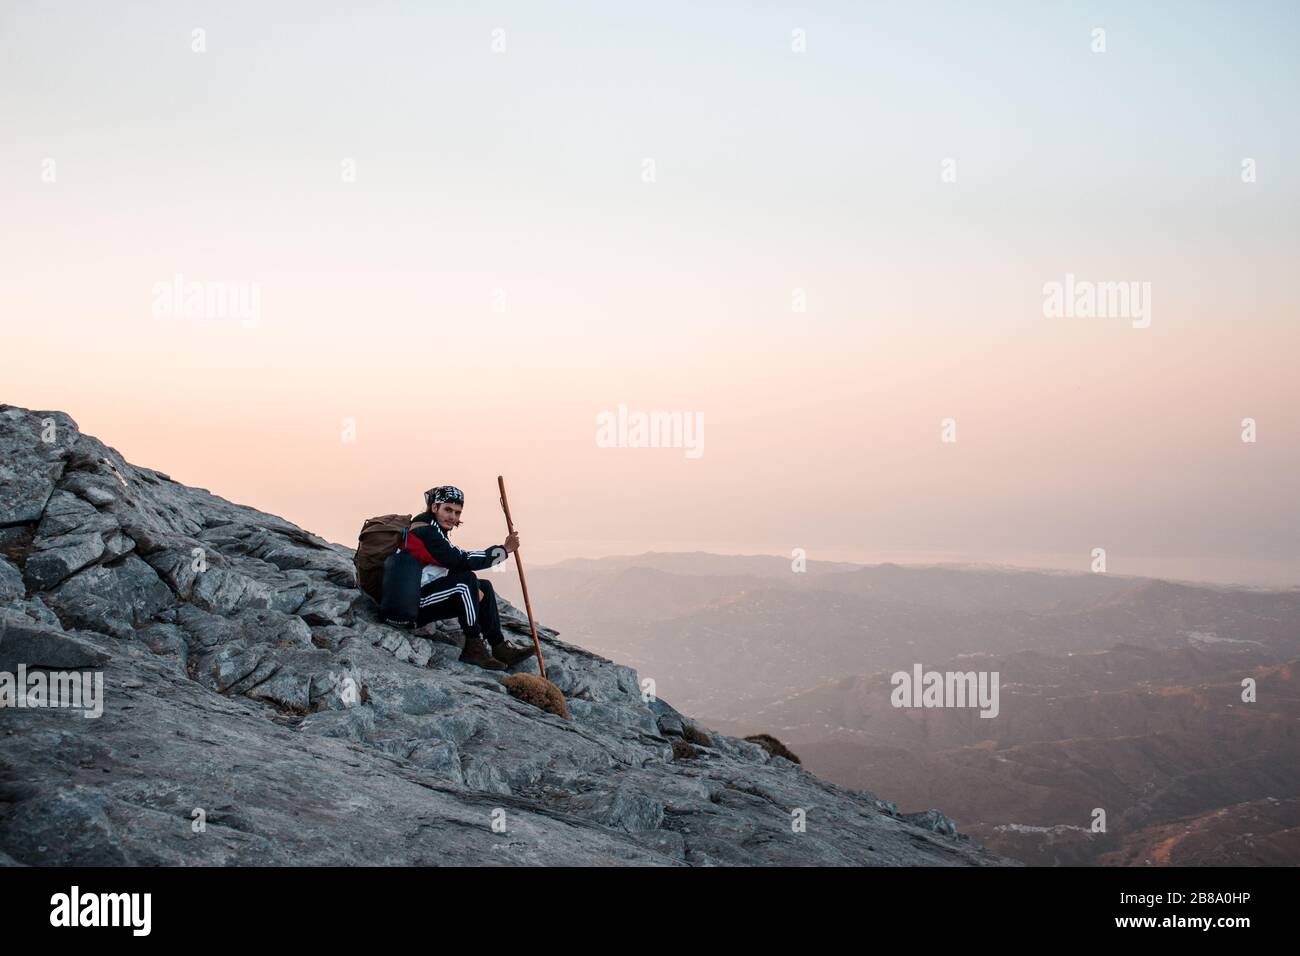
[497,553,1300,865]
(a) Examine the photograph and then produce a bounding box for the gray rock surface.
[0,404,1010,867]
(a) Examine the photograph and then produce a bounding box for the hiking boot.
[490,640,535,667]
[459,635,507,670]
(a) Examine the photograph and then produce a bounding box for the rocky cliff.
[0,405,1004,866]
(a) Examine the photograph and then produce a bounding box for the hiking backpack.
[353,514,428,603]
[379,543,423,628]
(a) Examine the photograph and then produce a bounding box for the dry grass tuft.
[744,733,801,764]
[682,724,713,748]
[503,673,568,719]
[671,740,700,760]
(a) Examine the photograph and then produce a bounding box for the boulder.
[42,554,174,637]
[23,533,106,591]
[900,809,960,836]
[0,611,112,670]
[0,406,76,526]
[0,557,24,605]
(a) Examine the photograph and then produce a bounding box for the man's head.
[424,486,465,532]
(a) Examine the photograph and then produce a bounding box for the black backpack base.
[379,549,422,627]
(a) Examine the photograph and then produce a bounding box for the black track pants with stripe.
[416,570,504,644]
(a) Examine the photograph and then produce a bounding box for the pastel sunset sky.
[4,2,1297,585]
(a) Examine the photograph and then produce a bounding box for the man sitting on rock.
[406,485,534,671]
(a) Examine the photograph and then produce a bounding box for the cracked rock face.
[0,404,1009,866]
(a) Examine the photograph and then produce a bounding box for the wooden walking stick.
[497,475,546,678]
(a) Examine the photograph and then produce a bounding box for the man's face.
[433,502,462,532]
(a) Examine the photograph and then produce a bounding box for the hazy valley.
[497,554,1300,865]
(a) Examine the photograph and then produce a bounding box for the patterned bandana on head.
[425,486,465,510]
